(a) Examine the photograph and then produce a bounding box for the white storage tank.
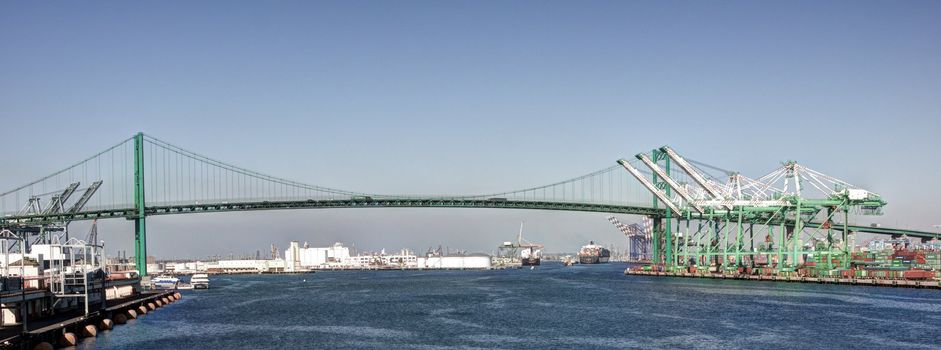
[419,254,491,269]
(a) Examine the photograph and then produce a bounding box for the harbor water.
[79,263,941,349]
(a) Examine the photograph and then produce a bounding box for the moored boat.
[152,275,180,290]
[191,273,210,289]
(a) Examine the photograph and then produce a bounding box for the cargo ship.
[497,221,544,267]
[578,241,611,264]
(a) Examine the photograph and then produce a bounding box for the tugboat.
[577,241,611,264]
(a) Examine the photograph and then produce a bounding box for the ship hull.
[578,255,610,264]
[521,258,541,266]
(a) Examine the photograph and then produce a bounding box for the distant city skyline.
[2,1,939,258]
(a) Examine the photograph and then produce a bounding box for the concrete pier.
[0,291,178,349]
[625,269,941,289]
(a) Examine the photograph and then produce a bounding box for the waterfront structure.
[166,261,209,274]
[1,133,936,278]
[282,242,491,270]
[147,241,491,273]
[284,241,351,271]
[615,146,941,282]
[343,249,417,268]
[0,135,934,283]
[0,221,148,344]
[417,254,491,269]
[205,259,286,274]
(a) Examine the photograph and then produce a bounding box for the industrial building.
[284,241,351,271]
[205,259,287,274]
[282,242,492,270]
[417,254,492,270]
[152,241,493,274]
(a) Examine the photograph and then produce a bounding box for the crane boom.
[660,146,725,201]
[693,199,790,207]
[43,182,80,215]
[501,221,543,249]
[617,159,682,216]
[608,216,630,235]
[607,216,645,237]
[636,153,705,214]
[68,181,103,214]
[85,219,99,245]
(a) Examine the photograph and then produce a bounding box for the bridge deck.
[1,199,936,239]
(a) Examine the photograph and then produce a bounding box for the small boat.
[191,273,210,289]
[152,275,180,290]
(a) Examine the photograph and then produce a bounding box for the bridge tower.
[133,132,148,276]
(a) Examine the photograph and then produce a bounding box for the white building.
[279,240,491,270]
[344,249,418,268]
[206,259,286,274]
[0,244,68,272]
[285,241,351,271]
[146,263,164,275]
[417,254,491,270]
[167,261,209,274]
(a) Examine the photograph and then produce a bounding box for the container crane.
[660,146,727,203]
[607,216,651,262]
[616,159,683,216]
[636,153,705,214]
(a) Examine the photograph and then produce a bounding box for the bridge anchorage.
[1,133,937,276]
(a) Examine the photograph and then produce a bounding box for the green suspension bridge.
[0,133,937,276]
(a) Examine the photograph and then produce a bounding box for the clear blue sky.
[2,1,939,258]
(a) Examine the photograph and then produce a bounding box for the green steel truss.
[618,147,903,273]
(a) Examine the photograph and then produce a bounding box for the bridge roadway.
[1,198,937,240]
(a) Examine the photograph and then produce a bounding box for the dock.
[625,269,941,289]
[0,290,180,349]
